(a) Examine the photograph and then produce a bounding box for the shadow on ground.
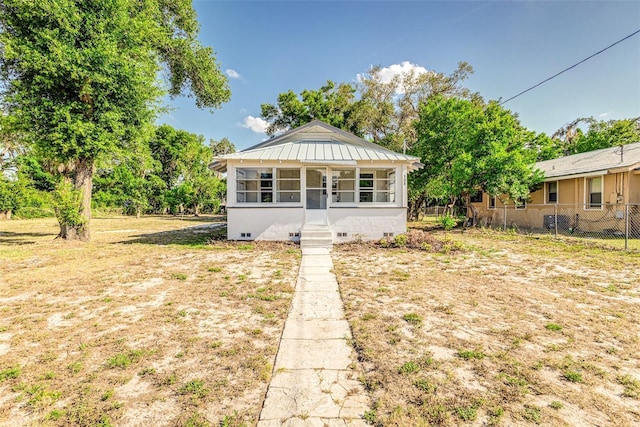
[121,223,227,246]
[0,231,57,245]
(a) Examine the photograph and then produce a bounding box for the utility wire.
[500,29,640,105]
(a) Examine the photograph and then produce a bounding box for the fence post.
[625,204,629,251]
[554,204,558,237]
[503,204,507,231]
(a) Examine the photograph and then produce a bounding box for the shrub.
[393,233,408,247]
[53,181,85,227]
[439,214,458,231]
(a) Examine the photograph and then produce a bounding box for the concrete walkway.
[257,247,370,426]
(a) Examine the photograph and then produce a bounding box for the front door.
[305,168,327,224]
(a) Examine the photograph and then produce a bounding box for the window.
[276,169,300,202]
[515,198,526,210]
[587,176,602,209]
[488,196,496,210]
[469,192,483,203]
[546,182,558,203]
[236,168,300,203]
[359,169,395,203]
[331,169,355,203]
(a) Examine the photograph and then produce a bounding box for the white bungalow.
[210,120,423,245]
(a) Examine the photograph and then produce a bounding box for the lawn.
[0,216,300,426]
[333,229,640,426]
[2,218,639,427]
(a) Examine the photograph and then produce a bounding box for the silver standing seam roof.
[209,120,423,172]
[535,142,640,180]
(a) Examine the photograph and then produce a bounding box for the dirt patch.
[0,216,300,426]
[334,229,640,426]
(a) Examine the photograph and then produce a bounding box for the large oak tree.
[0,0,230,240]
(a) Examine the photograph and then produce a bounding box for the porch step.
[300,224,333,249]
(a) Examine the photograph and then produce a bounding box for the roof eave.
[209,160,227,173]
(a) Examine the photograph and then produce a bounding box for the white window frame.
[545,181,558,204]
[235,167,301,205]
[276,168,301,203]
[585,176,603,210]
[331,169,356,204]
[358,168,396,203]
[488,196,497,210]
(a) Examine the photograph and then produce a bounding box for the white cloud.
[357,61,431,94]
[377,61,429,84]
[598,112,610,118]
[226,69,241,79]
[242,116,268,134]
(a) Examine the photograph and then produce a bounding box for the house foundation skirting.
[226,207,407,242]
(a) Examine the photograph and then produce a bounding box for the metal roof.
[536,142,640,180]
[211,120,422,172]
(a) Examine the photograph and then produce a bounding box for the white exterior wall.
[225,160,412,242]
[227,207,304,241]
[328,208,407,241]
[227,206,407,242]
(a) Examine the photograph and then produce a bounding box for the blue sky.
[160,1,640,151]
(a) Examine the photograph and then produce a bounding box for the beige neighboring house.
[472,142,640,234]
[210,120,423,243]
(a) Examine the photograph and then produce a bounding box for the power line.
[500,29,640,105]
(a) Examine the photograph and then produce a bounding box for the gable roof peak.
[245,119,382,151]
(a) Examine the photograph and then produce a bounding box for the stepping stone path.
[257,247,370,426]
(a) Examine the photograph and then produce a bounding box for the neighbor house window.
[236,168,300,203]
[359,169,395,203]
[587,176,602,209]
[515,198,526,210]
[488,196,496,210]
[546,182,558,204]
[331,169,355,203]
[469,192,483,203]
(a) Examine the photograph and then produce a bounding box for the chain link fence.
[422,203,640,251]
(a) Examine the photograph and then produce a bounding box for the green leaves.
[411,96,543,207]
[0,0,230,239]
[53,180,85,227]
[261,81,362,136]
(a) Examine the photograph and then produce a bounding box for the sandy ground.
[0,216,300,427]
[333,230,640,426]
[2,219,639,426]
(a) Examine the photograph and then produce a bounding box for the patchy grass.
[0,215,300,426]
[334,227,640,426]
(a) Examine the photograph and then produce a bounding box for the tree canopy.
[93,124,226,217]
[0,0,230,239]
[260,63,476,152]
[541,117,640,160]
[410,96,543,222]
[261,81,365,137]
[357,61,476,152]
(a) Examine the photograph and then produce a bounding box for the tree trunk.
[465,193,478,227]
[58,159,93,241]
[407,192,426,221]
[445,197,457,216]
[0,210,11,220]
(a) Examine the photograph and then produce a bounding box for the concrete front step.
[300,225,333,248]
